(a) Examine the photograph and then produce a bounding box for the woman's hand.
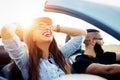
[52,24,60,32]
[1,23,17,40]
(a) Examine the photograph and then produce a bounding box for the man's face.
[94,43,104,56]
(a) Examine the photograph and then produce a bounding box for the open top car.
[0,0,120,80]
[43,0,120,80]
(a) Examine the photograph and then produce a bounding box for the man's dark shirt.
[72,51,119,80]
[73,51,116,73]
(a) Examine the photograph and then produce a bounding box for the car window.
[43,0,120,52]
[42,12,120,52]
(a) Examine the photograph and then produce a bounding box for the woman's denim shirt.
[2,35,82,80]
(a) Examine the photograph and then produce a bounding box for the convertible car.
[0,0,120,80]
[44,0,120,80]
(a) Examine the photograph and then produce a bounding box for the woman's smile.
[42,30,52,37]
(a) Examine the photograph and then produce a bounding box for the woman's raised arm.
[52,25,87,38]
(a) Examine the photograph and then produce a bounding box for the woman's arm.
[60,36,82,58]
[53,25,86,58]
[53,25,87,38]
[1,23,28,69]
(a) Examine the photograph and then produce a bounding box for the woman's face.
[32,22,54,44]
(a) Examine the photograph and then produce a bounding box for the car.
[43,0,120,80]
[0,0,120,80]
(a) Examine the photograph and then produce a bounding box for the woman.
[1,17,86,80]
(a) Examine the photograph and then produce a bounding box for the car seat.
[0,46,11,69]
[1,62,23,80]
[0,76,7,80]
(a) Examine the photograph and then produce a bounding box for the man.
[73,29,120,80]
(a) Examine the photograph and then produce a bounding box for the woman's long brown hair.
[24,18,71,80]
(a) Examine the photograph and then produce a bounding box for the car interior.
[0,0,120,80]
[0,45,23,80]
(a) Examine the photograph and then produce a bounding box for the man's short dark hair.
[84,29,100,46]
[87,29,99,33]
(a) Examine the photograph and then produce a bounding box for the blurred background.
[0,0,120,52]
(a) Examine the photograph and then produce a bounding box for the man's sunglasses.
[94,38,103,40]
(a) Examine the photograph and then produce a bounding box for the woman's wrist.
[56,24,60,32]
[52,24,60,32]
